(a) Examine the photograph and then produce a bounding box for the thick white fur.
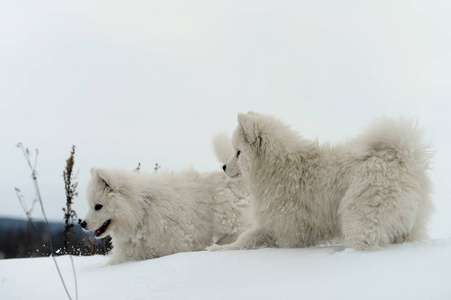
[208,112,434,251]
[82,137,250,265]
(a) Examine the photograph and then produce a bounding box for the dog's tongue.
[94,219,111,237]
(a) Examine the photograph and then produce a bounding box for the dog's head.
[223,112,267,178]
[80,168,142,238]
[223,112,302,179]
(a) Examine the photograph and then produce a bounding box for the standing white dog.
[81,135,250,265]
[209,112,433,251]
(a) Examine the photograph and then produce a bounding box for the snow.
[1,240,451,300]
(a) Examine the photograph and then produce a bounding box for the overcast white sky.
[1,0,450,238]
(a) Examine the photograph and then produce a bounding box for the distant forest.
[0,217,111,259]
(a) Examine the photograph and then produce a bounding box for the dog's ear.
[238,113,261,146]
[92,168,114,192]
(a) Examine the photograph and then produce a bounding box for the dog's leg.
[107,254,127,265]
[215,232,242,245]
[207,226,274,251]
[107,246,133,265]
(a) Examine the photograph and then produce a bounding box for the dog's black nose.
[222,165,227,172]
[80,220,87,229]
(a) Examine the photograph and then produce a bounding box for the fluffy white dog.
[81,136,250,265]
[209,112,433,251]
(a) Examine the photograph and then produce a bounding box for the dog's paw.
[107,255,128,265]
[206,244,226,251]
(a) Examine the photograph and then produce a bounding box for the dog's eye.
[237,150,241,158]
[95,204,103,211]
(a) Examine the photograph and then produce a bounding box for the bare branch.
[16,143,77,300]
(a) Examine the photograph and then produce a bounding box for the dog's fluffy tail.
[353,117,434,169]
[212,133,234,164]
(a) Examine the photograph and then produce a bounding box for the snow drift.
[1,239,450,299]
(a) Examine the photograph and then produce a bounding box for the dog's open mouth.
[228,171,241,179]
[94,219,111,237]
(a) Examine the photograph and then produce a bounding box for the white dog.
[208,112,433,251]
[81,136,250,265]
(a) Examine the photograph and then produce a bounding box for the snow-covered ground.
[1,239,451,299]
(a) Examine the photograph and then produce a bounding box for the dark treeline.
[0,217,111,259]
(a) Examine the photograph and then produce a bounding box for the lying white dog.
[209,112,433,251]
[81,135,250,265]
